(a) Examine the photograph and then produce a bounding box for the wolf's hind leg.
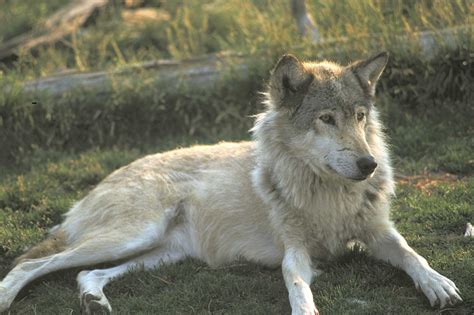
[0,238,154,313]
[0,209,178,313]
[78,247,186,314]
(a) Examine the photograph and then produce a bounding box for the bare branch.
[0,0,108,60]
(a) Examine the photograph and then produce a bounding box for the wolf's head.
[254,52,389,181]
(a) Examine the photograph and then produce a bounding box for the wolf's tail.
[13,227,67,266]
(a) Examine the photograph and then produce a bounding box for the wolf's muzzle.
[356,156,378,176]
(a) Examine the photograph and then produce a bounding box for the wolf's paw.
[290,283,319,315]
[414,268,462,308]
[292,302,319,315]
[80,292,112,315]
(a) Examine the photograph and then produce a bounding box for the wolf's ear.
[269,54,313,110]
[350,52,389,96]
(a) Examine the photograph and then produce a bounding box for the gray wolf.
[0,52,462,314]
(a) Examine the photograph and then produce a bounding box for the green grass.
[0,0,473,314]
[386,99,474,175]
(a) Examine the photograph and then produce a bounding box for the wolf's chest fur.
[254,160,384,260]
[299,182,376,258]
[285,177,376,258]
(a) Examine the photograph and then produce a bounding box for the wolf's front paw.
[290,283,319,315]
[292,302,319,315]
[414,268,462,308]
[80,291,112,314]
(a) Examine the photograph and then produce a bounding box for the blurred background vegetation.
[0,0,472,174]
[0,0,471,70]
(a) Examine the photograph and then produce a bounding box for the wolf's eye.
[357,112,365,121]
[319,114,335,125]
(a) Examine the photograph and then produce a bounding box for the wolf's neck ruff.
[252,110,324,210]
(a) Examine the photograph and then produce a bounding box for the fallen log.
[22,52,249,97]
[20,25,471,98]
[0,0,108,60]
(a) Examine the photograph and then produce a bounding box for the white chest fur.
[298,182,375,258]
[253,164,384,260]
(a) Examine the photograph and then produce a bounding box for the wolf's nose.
[357,156,378,176]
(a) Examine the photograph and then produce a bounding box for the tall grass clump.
[1,0,471,77]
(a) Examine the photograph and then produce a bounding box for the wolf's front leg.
[368,226,462,308]
[282,247,319,315]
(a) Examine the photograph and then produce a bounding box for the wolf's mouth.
[348,175,368,181]
[325,164,368,181]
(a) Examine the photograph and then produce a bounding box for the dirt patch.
[395,172,462,195]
